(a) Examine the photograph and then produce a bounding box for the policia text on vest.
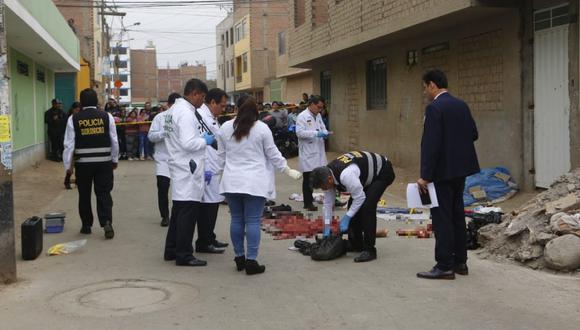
[78,118,106,136]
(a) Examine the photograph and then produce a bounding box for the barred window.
[366,57,387,110]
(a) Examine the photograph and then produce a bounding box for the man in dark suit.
[416,70,480,280]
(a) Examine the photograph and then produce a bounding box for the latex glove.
[339,215,352,233]
[283,167,302,180]
[323,225,331,238]
[204,170,213,184]
[202,132,215,146]
[316,131,329,138]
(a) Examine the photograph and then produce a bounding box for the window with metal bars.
[534,3,570,31]
[320,70,331,104]
[366,57,387,110]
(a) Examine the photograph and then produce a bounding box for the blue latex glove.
[323,225,331,238]
[202,132,215,146]
[204,170,213,184]
[339,215,352,233]
[316,131,329,138]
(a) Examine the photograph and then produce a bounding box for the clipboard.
[406,183,439,209]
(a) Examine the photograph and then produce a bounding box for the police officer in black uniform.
[63,89,119,239]
[310,151,395,262]
[45,98,65,161]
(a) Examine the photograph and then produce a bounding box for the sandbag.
[310,234,347,261]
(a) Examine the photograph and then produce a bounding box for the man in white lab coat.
[163,79,213,267]
[296,95,329,211]
[148,92,181,227]
[194,88,229,254]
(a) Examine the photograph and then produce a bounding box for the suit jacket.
[421,92,480,183]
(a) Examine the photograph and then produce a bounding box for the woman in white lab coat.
[216,96,302,275]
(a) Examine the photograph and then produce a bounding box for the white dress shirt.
[323,164,365,224]
[63,107,119,170]
[216,120,288,200]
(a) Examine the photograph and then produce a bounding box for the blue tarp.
[463,167,518,206]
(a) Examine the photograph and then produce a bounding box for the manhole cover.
[50,279,199,317]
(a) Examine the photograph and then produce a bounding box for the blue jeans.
[138,132,149,158]
[225,193,266,260]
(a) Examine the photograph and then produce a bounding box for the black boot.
[234,256,246,271]
[245,259,265,275]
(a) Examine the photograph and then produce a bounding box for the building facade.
[130,45,158,105]
[53,0,106,102]
[4,0,80,171]
[270,27,313,104]
[226,0,291,103]
[287,0,580,190]
[217,12,235,98]
[157,63,207,102]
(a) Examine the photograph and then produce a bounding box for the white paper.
[406,183,439,209]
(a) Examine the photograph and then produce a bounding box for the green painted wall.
[270,79,282,102]
[10,48,58,151]
[18,0,80,63]
[10,48,35,150]
[55,73,76,113]
[35,64,48,141]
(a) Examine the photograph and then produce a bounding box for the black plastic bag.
[466,211,503,250]
[310,234,347,261]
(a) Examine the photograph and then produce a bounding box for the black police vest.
[72,107,112,164]
[327,151,388,191]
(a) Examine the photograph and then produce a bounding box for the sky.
[106,0,230,80]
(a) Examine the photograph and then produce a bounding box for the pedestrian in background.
[416,69,480,280]
[269,101,288,129]
[216,96,302,275]
[148,93,181,227]
[296,95,330,212]
[45,98,65,161]
[115,106,127,160]
[63,102,82,189]
[287,105,299,127]
[125,109,139,160]
[138,109,151,160]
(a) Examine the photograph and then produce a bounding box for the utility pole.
[0,0,17,284]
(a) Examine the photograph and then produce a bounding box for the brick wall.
[289,0,473,66]
[457,30,504,112]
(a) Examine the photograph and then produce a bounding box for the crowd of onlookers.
[46,92,330,165]
[104,99,166,161]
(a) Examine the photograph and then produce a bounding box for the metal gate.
[533,5,571,188]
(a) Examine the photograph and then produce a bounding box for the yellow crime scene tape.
[113,104,304,126]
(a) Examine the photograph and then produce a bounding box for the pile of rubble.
[478,169,580,271]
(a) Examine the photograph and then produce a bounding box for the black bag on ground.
[466,211,503,250]
[310,234,347,261]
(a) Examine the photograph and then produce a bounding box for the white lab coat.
[164,98,206,202]
[296,109,327,172]
[216,119,288,200]
[147,110,170,178]
[197,104,225,203]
